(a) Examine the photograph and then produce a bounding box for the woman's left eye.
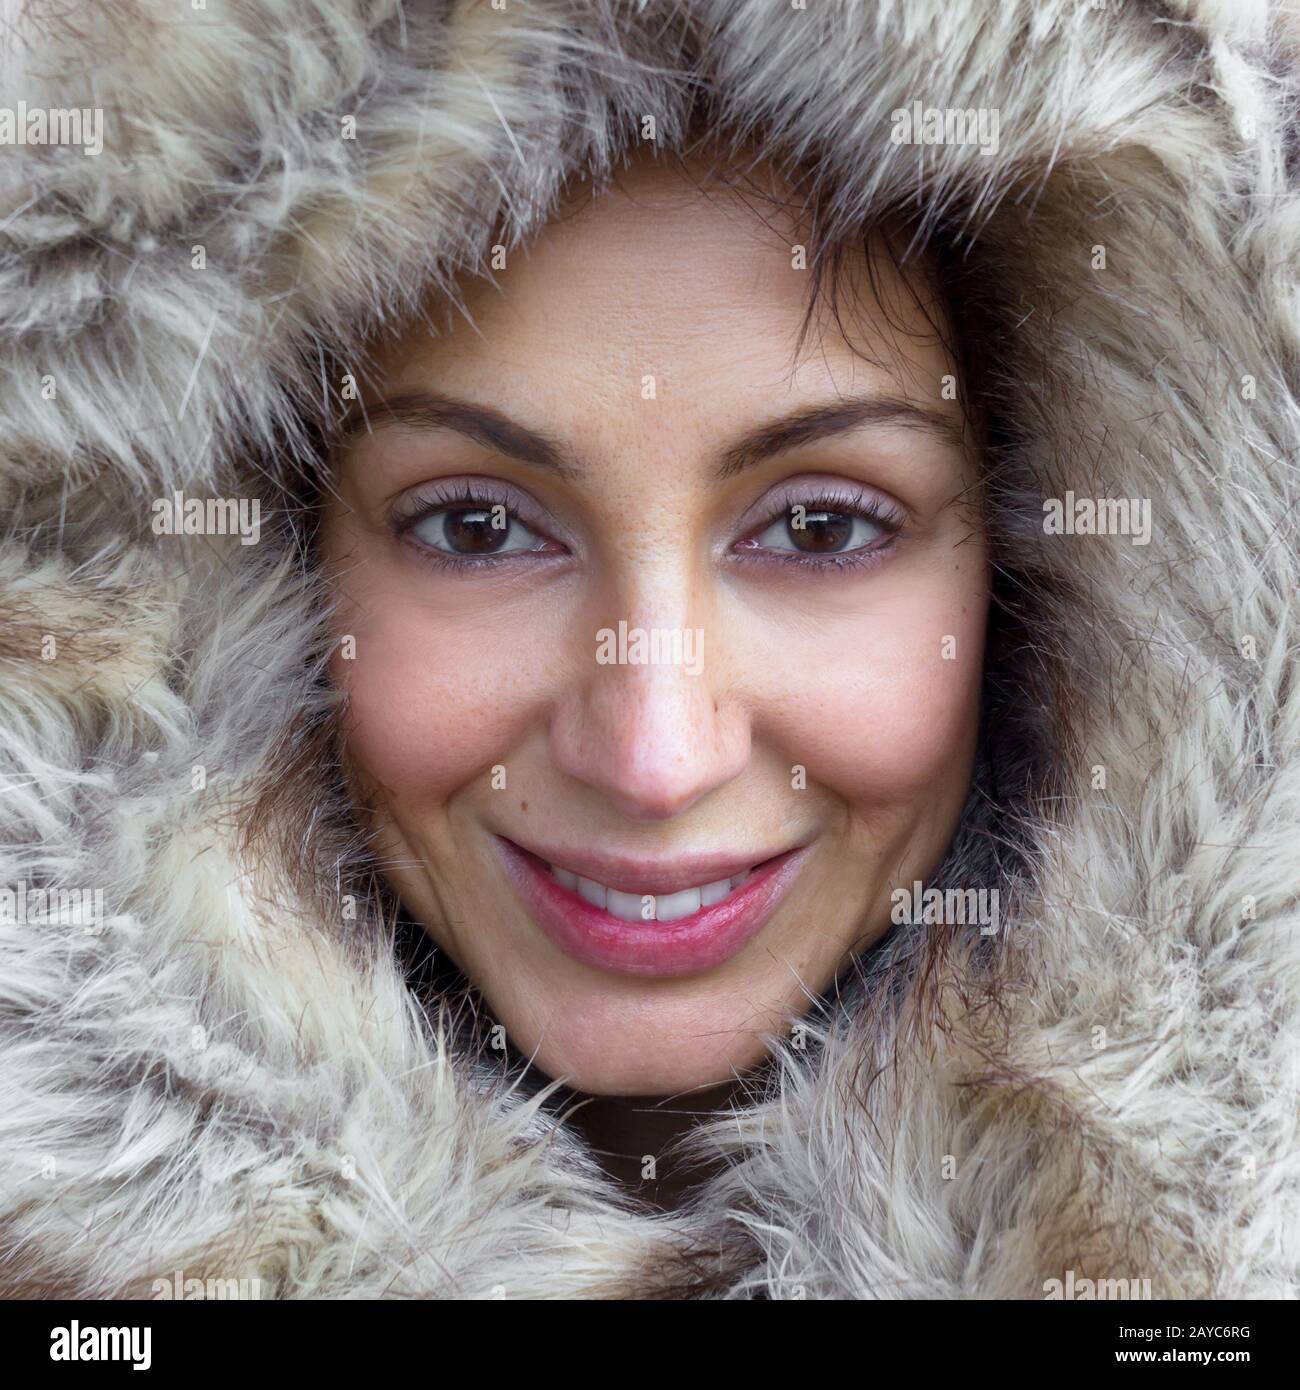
[409,504,550,557]
[745,505,890,556]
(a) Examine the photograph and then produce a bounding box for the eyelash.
[392,479,559,573]
[391,479,905,574]
[734,485,904,573]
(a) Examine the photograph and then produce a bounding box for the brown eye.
[442,507,510,553]
[411,504,549,557]
[751,505,886,556]
[785,510,855,552]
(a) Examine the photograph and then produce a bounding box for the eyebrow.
[339,389,964,480]
[714,397,966,478]
[338,391,579,478]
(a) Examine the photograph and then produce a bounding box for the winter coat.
[2,0,1297,1298]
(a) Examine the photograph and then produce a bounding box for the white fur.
[0,0,1296,1298]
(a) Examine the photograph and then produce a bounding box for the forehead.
[366,154,958,445]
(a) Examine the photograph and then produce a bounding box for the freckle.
[521,800,528,812]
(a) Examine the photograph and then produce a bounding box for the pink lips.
[495,837,806,977]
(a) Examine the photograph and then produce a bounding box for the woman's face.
[322,156,988,1096]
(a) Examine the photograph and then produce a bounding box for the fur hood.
[2,0,1298,1299]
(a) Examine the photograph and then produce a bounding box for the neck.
[567,1082,742,1212]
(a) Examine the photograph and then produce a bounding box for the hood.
[2,0,1298,1299]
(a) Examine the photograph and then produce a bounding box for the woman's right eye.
[409,504,551,557]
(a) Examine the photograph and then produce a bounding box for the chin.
[522,998,777,1097]
[535,1050,751,1099]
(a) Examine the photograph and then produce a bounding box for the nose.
[549,615,751,821]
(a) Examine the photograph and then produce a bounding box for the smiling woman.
[320,148,989,1110]
[6,0,1296,1308]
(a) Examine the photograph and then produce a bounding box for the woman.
[2,0,1296,1299]
[323,153,990,1103]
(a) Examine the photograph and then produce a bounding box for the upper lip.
[498,836,793,895]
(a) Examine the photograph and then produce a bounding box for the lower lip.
[496,839,807,978]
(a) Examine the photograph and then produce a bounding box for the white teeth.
[548,864,758,921]
[700,879,731,907]
[576,876,606,909]
[606,888,649,923]
[654,888,702,922]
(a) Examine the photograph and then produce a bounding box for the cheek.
[749,565,988,810]
[328,570,554,806]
